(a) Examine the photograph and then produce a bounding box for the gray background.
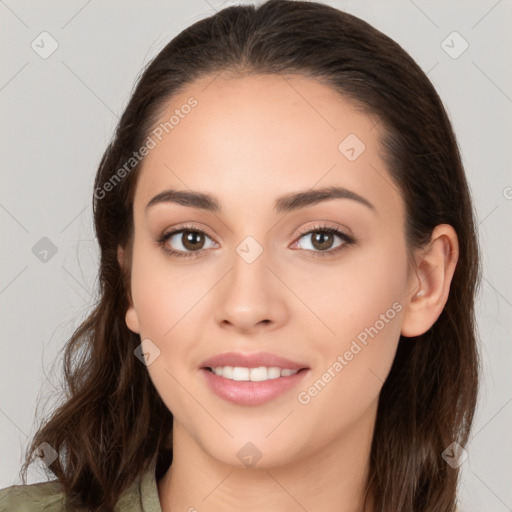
[1,1,511,510]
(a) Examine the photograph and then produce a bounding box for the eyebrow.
[145,186,376,214]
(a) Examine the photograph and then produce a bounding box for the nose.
[214,249,289,334]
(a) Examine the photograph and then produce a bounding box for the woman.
[0,0,480,510]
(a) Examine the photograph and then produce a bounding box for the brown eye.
[292,226,356,257]
[158,227,217,257]
[181,230,206,251]
[297,229,346,252]
[310,231,335,251]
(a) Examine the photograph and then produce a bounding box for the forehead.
[134,72,400,217]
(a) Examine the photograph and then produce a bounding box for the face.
[122,73,414,469]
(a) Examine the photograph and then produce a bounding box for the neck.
[158,401,377,512]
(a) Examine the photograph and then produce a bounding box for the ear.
[401,224,459,337]
[117,245,140,334]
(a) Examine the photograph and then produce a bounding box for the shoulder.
[0,480,67,511]
[0,458,161,512]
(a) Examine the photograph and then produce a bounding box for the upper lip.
[200,351,309,370]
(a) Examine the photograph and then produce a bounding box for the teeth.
[210,366,299,381]
[267,367,281,379]
[248,366,268,381]
[233,367,249,381]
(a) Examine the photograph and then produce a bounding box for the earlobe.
[125,307,140,334]
[401,224,459,338]
[117,245,140,334]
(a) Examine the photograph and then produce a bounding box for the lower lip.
[200,368,310,406]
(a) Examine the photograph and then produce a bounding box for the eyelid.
[290,222,356,255]
[159,223,218,242]
[294,221,352,239]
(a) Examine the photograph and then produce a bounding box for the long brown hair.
[20,1,481,510]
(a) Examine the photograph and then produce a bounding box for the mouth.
[199,352,310,406]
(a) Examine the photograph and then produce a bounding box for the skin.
[118,72,459,512]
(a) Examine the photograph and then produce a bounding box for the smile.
[200,367,309,406]
[199,351,310,406]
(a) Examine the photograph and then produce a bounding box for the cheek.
[128,242,216,414]
[294,233,408,345]
[294,236,408,411]
[129,248,208,417]
[129,239,210,339]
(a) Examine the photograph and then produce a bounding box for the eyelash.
[156,223,356,259]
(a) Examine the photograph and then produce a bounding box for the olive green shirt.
[0,458,162,511]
